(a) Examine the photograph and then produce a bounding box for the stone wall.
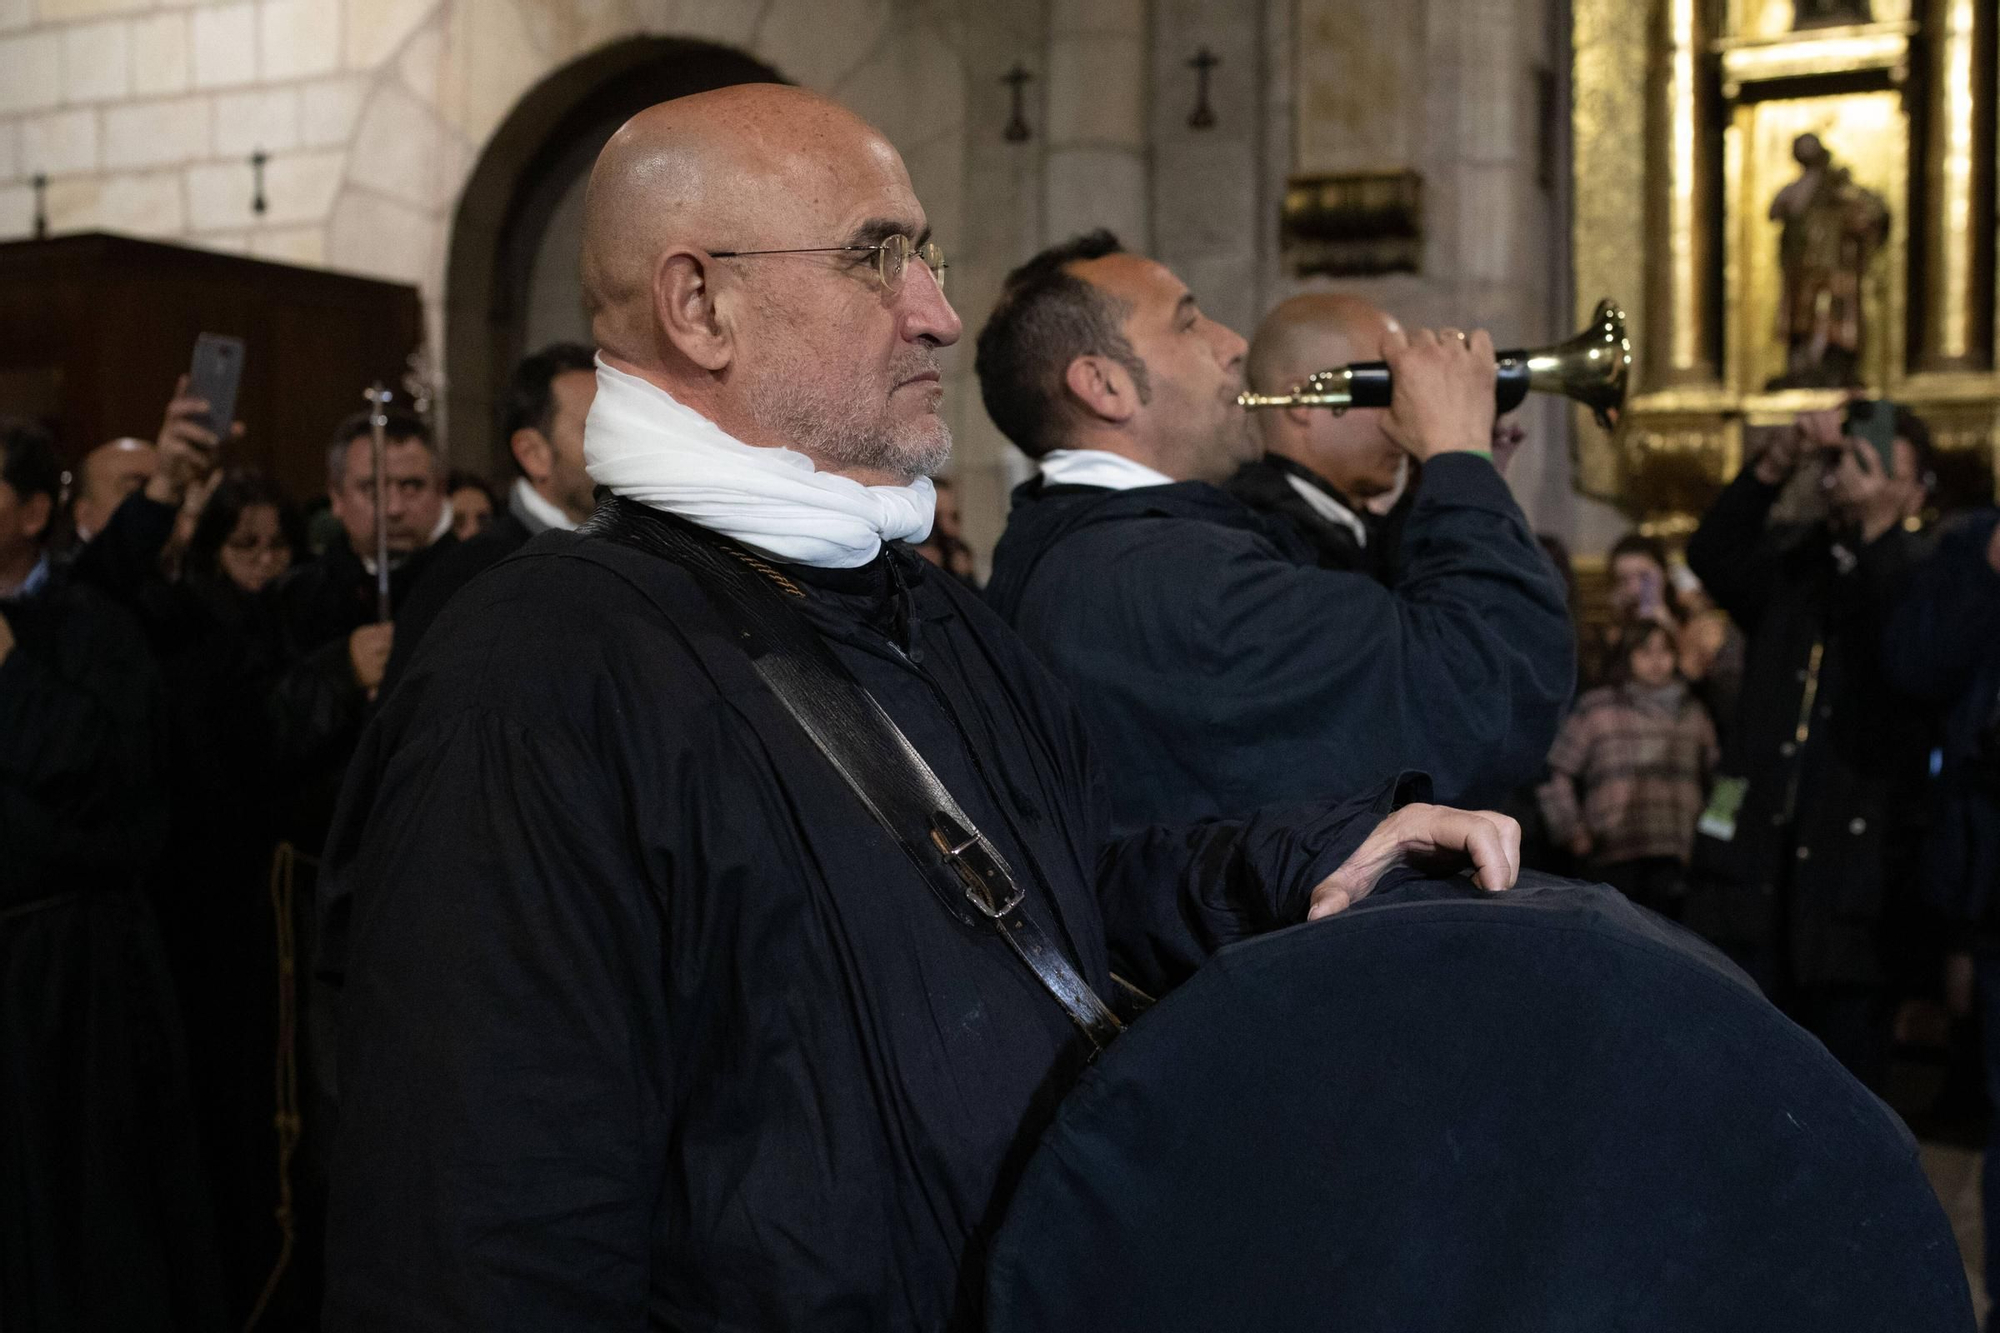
[0,0,1625,553]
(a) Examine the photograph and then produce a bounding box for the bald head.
[577,83,962,485]
[1247,294,1402,397]
[1246,294,1408,500]
[582,84,904,366]
[72,437,157,541]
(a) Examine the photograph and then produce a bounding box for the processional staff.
[362,383,394,621]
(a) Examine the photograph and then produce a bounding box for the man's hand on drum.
[1307,803,1521,921]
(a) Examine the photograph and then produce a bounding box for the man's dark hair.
[1,419,63,536]
[326,407,436,485]
[974,230,1151,460]
[500,343,597,477]
[446,469,498,508]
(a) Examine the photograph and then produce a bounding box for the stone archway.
[442,37,782,478]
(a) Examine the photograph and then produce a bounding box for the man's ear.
[1063,355,1139,425]
[653,250,732,373]
[22,492,54,544]
[510,428,553,485]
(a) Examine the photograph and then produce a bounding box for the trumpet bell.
[1514,299,1629,431]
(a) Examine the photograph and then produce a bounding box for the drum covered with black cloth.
[987,874,1972,1332]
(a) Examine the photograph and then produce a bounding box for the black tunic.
[986,454,1574,830]
[320,505,1390,1331]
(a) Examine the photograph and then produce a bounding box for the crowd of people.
[2,81,1998,1332]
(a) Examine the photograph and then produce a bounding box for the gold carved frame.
[1572,0,1998,533]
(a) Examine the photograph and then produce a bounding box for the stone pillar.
[1044,0,1149,250]
[1149,0,1267,338]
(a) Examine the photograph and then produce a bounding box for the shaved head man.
[579,84,957,484]
[323,85,1516,1333]
[69,437,157,543]
[1248,294,1407,502]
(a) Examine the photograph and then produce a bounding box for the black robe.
[379,509,534,697]
[320,503,1394,1331]
[68,492,297,1318]
[0,562,224,1331]
[986,454,1574,831]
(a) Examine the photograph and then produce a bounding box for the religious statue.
[1768,133,1889,388]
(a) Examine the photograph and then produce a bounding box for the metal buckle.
[928,812,1024,920]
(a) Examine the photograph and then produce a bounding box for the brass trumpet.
[1237,299,1631,431]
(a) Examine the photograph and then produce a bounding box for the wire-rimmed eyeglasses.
[708,232,946,294]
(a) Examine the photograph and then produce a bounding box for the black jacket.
[1882,508,2000,933]
[382,511,536,696]
[986,454,1574,830]
[1224,455,1413,582]
[320,500,1396,1332]
[1684,467,1930,989]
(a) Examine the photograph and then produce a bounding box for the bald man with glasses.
[319,85,1517,1333]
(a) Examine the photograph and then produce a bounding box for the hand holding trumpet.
[1380,326,1499,463]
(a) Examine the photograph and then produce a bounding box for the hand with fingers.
[146,373,240,508]
[1380,326,1499,464]
[1306,802,1523,921]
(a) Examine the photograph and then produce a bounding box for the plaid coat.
[1539,682,1719,867]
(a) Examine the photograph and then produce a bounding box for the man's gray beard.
[748,379,951,484]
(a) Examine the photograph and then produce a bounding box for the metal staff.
[363,383,393,621]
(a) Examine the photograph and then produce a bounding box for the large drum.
[989,875,1972,1332]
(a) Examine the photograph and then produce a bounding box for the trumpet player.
[980,232,1575,832]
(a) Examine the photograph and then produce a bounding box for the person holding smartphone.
[1681,403,1936,1089]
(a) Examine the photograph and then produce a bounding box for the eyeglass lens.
[877,234,946,294]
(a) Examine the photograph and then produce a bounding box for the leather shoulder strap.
[589,502,1122,1053]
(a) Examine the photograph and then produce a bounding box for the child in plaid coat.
[1539,618,1720,919]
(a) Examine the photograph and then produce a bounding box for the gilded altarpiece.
[1572,0,1998,532]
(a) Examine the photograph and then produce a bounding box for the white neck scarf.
[1038,449,1176,491]
[584,360,934,568]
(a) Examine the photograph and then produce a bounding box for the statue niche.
[1767,132,1888,389]
[1792,0,1873,29]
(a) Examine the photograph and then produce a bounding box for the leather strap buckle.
[930,813,1025,920]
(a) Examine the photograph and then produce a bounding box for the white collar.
[511,477,578,534]
[1038,449,1176,491]
[1283,472,1369,548]
[583,360,934,569]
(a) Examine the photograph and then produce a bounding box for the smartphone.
[187,333,245,441]
[1842,398,1898,471]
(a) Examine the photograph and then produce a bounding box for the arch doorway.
[444,38,782,476]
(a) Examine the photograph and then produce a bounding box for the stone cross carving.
[1188,48,1219,129]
